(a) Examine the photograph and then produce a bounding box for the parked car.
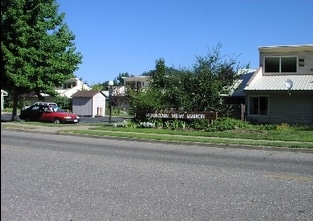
[19,104,80,124]
[23,102,58,110]
[33,102,58,106]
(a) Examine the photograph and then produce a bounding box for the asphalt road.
[1,130,313,220]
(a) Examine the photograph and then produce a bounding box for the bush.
[113,120,137,128]
[205,118,251,132]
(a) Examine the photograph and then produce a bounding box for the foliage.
[276,123,291,130]
[189,119,211,130]
[205,117,247,132]
[126,44,247,114]
[114,72,130,86]
[82,117,313,148]
[90,72,130,91]
[127,58,172,111]
[160,68,195,111]
[127,87,166,112]
[113,120,136,128]
[192,43,245,112]
[90,83,106,91]
[1,0,82,121]
[139,122,155,128]
[53,96,72,110]
[149,118,164,129]
[162,119,187,130]
[149,58,167,89]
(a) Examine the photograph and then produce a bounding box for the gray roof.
[245,68,313,91]
[229,71,255,96]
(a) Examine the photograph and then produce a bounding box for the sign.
[135,111,217,120]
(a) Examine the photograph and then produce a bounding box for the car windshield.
[51,107,66,112]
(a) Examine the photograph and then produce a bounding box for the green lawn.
[4,120,313,149]
[66,123,313,149]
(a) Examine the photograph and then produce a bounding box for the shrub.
[189,119,210,130]
[205,117,251,132]
[150,118,164,129]
[113,120,137,128]
[276,123,291,130]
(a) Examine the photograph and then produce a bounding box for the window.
[63,82,77,89]
[264,56,297,73]
[249,96,268,115]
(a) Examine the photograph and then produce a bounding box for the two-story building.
[55,77,91,98]
[244,44,313,124]
[122,75,150,91]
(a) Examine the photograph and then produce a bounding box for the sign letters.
[136,111,217,120]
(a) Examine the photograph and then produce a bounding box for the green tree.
[90,83,106,91]
[162,68,195,111]
[149,58,167,89]
[127,59,169,112]
[53,96,71,111]
[131,44,247,114]
[192,43,245,113]
[115,72,130,86]
[1,0,82,120]
[127,87,165,113]
[133,58,196,112]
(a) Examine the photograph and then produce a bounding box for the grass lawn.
[3,120,313,149]
[67,123,313,149]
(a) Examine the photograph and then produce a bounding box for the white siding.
[92,94,106,117]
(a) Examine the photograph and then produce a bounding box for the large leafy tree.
[1,0,82,120]
[192,43,245,113]
[127,59,169,113]
[162,68,195,111]
[131,44,247,114]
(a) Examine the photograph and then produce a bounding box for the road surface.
[1,130,313,220]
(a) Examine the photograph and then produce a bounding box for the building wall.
[246,91,313,124]
[269,91,313,124]
[55,78,91,98]
[72,97,93,116]
[91,93,106,117]
[123,76,150,91]
[1,90,8,110]
[259,50,313,75]
[72,93,106,117]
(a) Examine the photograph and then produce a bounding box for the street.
[1,130,313,220]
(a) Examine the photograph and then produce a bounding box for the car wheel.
[25,117,31,122]
[53,118,61,124]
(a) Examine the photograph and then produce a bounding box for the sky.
[56,0,313,85]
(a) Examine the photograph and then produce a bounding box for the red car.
[19,104,80,124]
